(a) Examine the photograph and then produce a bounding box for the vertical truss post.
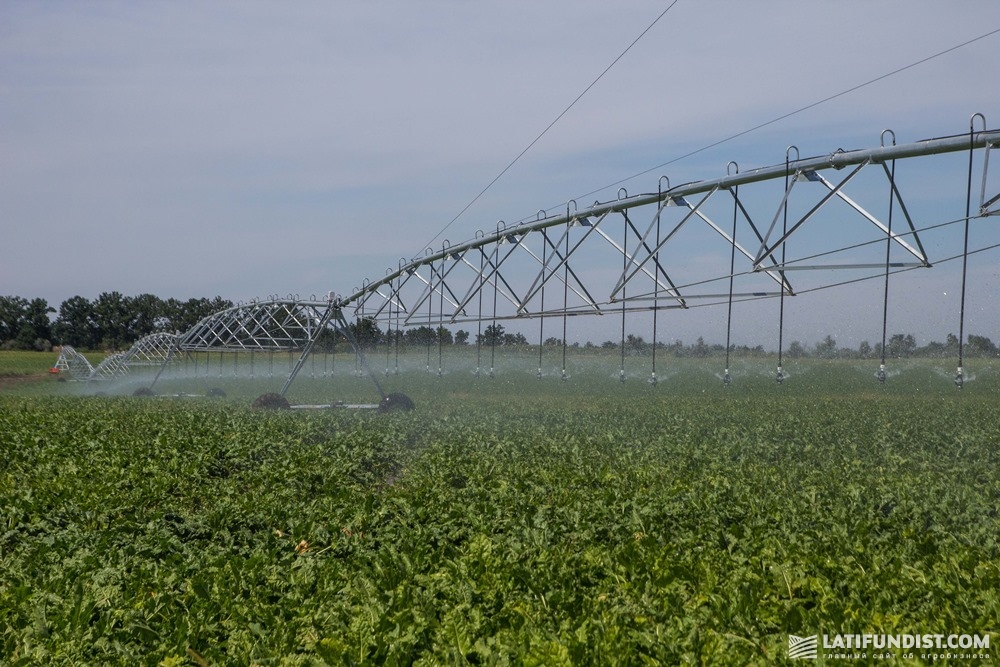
[424,253,433,372]
[619,191,628,383]
[650,178,666,386]
[385,268,394,375]
[878,130,896,385]
[395,258,405,375]
[437,242,448,378]
[956,114,986,388]
[724,164,738,387]
[776,147,797,384]
[490,223,502,378]
[562,204,573,381]
[537,229,547,379]
[475,233,485,377]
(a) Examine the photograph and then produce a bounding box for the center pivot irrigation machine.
[55,117,1000,405]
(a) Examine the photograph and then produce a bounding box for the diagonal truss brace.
[981,138,1000,216]
[513,222,604,314]
[610,189,789,302]
[754,163,929,269]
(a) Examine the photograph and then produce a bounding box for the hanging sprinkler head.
[536,367,543,380]
[723,369,732,387]
[648,371,657,386]
[561,368,568,382]
[877,364,887,385]
[955,367,964,389]
[775,366,785,384]
[619,368,626,383]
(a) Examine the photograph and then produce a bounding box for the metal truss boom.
[337,125,998,347]
[347,128,1000,307]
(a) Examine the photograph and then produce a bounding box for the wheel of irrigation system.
[378,392,415,413]
[251,392,291,410]
[132,387,155,397]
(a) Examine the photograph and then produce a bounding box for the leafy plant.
[1,390,997,664]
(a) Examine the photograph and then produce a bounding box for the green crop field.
[1,352,998,664]
[0,351,61,378]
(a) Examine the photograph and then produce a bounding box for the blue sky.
[2,1,999,347]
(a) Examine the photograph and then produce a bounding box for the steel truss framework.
[334,121,998,387]
[53,345,96,380]
[346,127,1000,328]
[54,333,180,382]
[50,120,1000,395]
[157,298,385,398]
[55,299,385,399]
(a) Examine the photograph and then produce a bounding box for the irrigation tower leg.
[149,345,179,391]
[278,307,388,401]
[278,305,337,398]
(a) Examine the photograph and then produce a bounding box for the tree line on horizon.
[1,293,997,359]
[0,293,233,352]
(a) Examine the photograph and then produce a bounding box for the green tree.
[477,324,505,347]
[23,298,55,349]
[0,296,54,350]
[92,291,132,349]
[624,333,647,355]
[503,331,528,346]
[815,335,837,359]
[435,326,453,346]
[887,333,916,359]
[406,325,436,347]
[966,334,996,356]
[0,295,29,344]
[691,336,710,358]
[128,293,163,339]
[54,296,98,348]
[348,317,382,349]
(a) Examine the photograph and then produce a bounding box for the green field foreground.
[1,351,999,664]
